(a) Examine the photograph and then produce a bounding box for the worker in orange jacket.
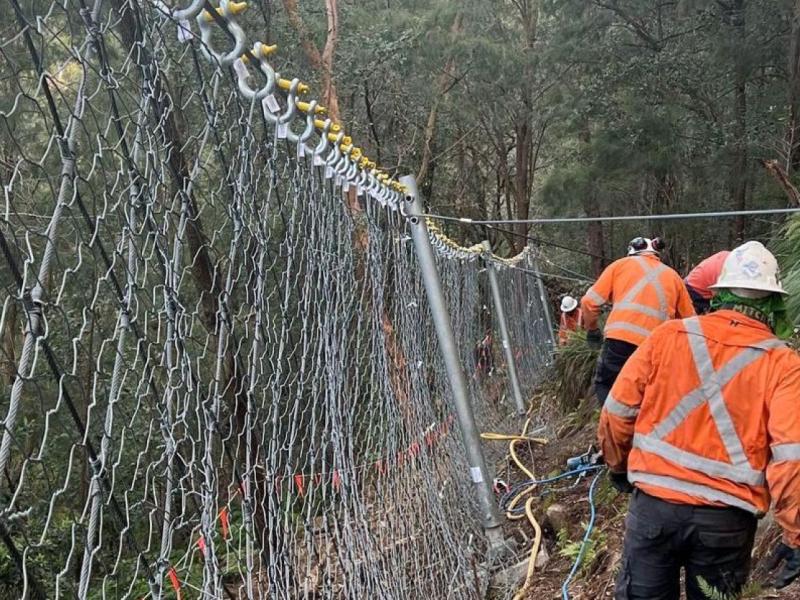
[684,250,730,314]
[581,237,695,406]
[558,295,582,346]
[598,241,800,599]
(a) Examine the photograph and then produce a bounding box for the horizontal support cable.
[423,206,800,225]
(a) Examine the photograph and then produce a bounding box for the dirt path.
[487,393,799,600]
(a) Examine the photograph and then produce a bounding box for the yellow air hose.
[481,417,546,600]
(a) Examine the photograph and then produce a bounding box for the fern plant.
[556,524,606,575]
[696,576,762,600]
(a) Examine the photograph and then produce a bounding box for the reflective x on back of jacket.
[602,313,800,518]
[582,255,694,347]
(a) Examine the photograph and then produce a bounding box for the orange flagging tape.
[219,507,230,539]
[168,567,182,599]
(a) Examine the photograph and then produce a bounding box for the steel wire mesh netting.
[0,1,554,597]
[490,258,554,401]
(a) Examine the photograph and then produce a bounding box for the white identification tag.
[470,467,483,483]
[264,94,281,114]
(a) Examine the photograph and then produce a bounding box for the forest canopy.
[270,0,800,279]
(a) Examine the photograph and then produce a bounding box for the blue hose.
[500,465,603,514]
[561,469,604,600]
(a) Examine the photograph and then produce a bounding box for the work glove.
[767,541,800,589]
[609,470,634,494]
[586,329,603,351]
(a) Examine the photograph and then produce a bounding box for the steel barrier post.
[531,254,557,348]
[400,175,503,543]
[482,240,527,415]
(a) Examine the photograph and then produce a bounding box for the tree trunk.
[321,0,340,119]
[579,124,606,275]
[761,159,800,205]
[788,0,800,173]
[417,12,464,202]
[725,0,748,242]
[584,191,606,277]
[512,121,532,254]
[508,0,540,254]
[282,0,340,119]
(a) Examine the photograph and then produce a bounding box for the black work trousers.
[615,489,757,600]
[594,338,637,406]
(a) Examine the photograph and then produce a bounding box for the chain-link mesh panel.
[0,1,554,597]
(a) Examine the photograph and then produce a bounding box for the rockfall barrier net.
[0,1,554,597]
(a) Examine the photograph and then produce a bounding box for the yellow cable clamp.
[315,120,341,133]
[278,78,309,95]
[297,101,326,116]
[326,133,351,146]
[241,43,277,62]
[202,1,248,22]
[186,0,403,211]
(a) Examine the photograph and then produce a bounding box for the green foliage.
[556,524,606,576]
[696,577,763,600]
[776,215,800,325]
[594,473,621,508]
[553,331,598,412]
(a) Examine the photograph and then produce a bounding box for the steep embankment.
[487,339,797,600]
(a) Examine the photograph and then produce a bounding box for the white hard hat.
[709,241,786,296]
[560,295,578,313]
[627,236,665,256]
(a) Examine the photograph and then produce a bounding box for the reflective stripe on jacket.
[581,254,695,346]
[598,310,800,546]
[558,309,582,345]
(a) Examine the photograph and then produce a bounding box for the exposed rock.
[535,543,550,569]
[545,502,569,534]
[491,544,551,590]
[492,558,529,589]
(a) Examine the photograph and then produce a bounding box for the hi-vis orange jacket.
[558,309,583,346]
[581,254,695,346]
[599,311,800,546]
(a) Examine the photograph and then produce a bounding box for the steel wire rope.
[476,223,607,261]
[11,5,282,600]
[423,206,800,225]
[5,3,260,597]
[3,2,168,596]
[42,4,257,594]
